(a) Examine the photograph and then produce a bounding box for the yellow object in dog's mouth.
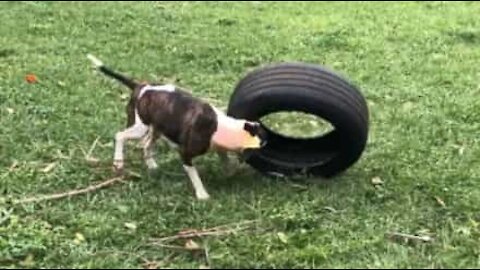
[242,135,262,149]
[211,124,261,151]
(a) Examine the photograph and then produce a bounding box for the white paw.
[113,160,124,170]
[196,192,210,201]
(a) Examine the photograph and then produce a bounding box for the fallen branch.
[152,229,239,243]
[147,243,195,251]
[150,220,258,244]
[13,176,125,205]
[201,219,258,231]
[386,232,433,243]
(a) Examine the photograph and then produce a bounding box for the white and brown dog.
[87,54,267,200]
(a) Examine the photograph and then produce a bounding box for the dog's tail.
[87,54,139,90]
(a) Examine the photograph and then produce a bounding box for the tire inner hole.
[260,111,334,139]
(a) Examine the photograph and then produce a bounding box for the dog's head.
[242,121,268,149]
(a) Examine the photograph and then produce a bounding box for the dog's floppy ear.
[242,122,265,149]
[244,121,268,148]
[243,122,260,136]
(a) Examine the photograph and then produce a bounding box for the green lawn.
[1,1,480,268]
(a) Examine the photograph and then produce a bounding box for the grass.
[1,1,480,268]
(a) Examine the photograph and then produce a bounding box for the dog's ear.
[243,122,260,136]
[243,121,268,148]
[243,122,266,149]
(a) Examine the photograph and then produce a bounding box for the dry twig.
[386,232,433,243]
[13,176,124,205]
[150,220,258,244]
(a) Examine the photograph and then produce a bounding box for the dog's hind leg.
[113,121,148,172]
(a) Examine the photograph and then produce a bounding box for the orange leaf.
[25,74,38,84]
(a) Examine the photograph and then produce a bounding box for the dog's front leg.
[183,165,210,200]
[181,156,210,200]
[113,123,148,172]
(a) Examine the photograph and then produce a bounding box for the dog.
[87,54,267,200]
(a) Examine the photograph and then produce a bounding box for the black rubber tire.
[227,62,369,178]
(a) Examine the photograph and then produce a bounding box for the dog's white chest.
[138,84,175,98]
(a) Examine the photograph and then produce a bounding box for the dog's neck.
[210,107,257,151]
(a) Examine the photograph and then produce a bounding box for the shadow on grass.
[137,150,371,199]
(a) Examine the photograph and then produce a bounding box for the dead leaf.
[371,177,384,186]
[124,222,137,230]
[41,162,56,173]
[277,232,288,244]
[199,265,211,269]
[185,239,202,251]
[435,196,446,208]
[25,74,38,84]
[74,232,86,245]
[6,108,14,114]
